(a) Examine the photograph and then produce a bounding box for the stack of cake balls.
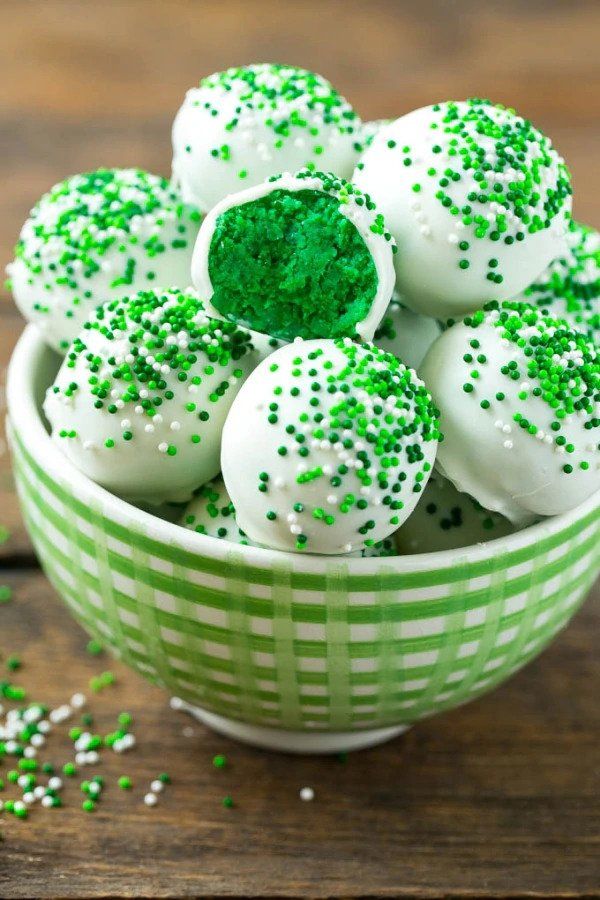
[8,63,599,558]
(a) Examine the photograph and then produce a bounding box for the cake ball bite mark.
[395,473,515,554]
[44,288,259,505]
[420,301,600,523]
[8,169,201,354]
[374,294,441,370]
[172,63,362,212]
[192,170,396,342]
[518,220,600,342]
[221,338,440,555]
[354,99,572,319]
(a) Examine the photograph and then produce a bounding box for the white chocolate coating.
[8,169,200,354]
[192,171,396,341]
[172,64,361,213]
[221,338,440,554]
[44,288,260,505]
[419,304,600,523]
[395,473,516,554]
[374,294,441,370]
[354,100,572,319]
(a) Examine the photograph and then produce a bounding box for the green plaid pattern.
[10,425,600,732]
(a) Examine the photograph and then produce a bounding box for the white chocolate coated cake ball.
[8,169,201,354]
[354,100,572,319]
[374,294,441,370]
[181,477,250,544]
[192,170,396,342]
[517,220,600,342]
[172,64,362,213]
[420,302,600,524]
[395,473,515,554]
[221,338,440,554]
[44,288,259,505]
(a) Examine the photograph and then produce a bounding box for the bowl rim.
[7,323,600,575]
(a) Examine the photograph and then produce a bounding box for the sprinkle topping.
[14,168,200,289]
[522,221,600,340]
[198,63,359,152]
[458,301,599,467]
[364,99,571,284]
[51,288,255,452]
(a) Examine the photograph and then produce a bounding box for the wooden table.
[1,2,599,896]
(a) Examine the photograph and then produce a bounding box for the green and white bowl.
[7,325,600,753]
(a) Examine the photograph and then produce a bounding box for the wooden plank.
[0,569,598,897]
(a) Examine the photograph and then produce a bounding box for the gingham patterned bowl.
[7,325,600,752]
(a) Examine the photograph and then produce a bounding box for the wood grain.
[0,570,598,898]
[0,1,599,896]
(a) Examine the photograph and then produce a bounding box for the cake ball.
[172,63,362,212]
[181,477,250,544]
[8,169,201,354]
[395,473,515,554]
[518,221,599,342]
[420,301,600,524]
[181,476,396,558]
[192,170,396,342]
[44,288,259,505]
[354,99,572,319]
[374,293,441,370]
[221,338,440,554]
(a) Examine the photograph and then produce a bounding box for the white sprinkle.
[299,787,314,802]
[150,779,164,793]
[70,692,86,709]
[48,776,63,791]
[144,792,158,807]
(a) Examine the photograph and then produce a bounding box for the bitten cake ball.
[180,476,396,558]
[518,221,600,342]
[221,338,440,554]
[420,301,600,523]
[374,294,441,370]
[354,99,572,319]
[172,63,362,212]
[8,169,201,354]
[395,473,515,554]
[44,288,259,504]
[192,170,396,342]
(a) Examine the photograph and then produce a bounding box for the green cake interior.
[207,189,378,340]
